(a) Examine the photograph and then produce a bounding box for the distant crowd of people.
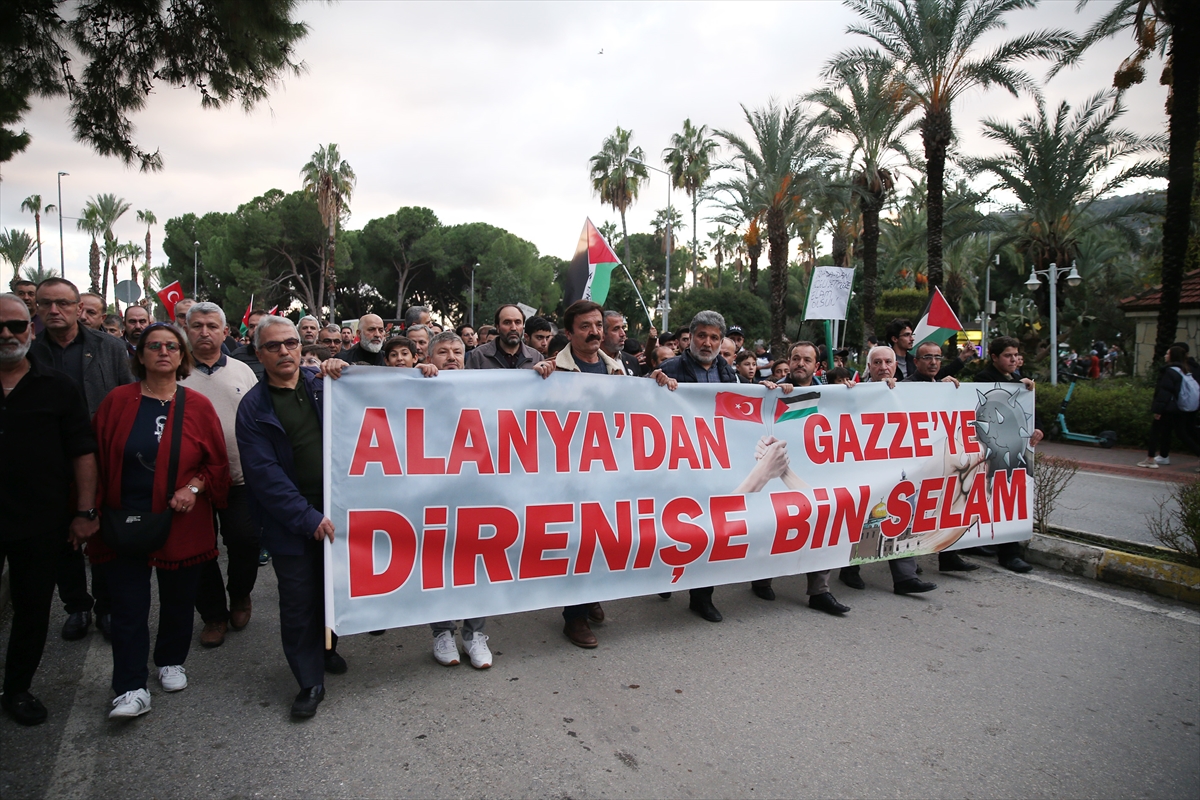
[2,279,1053,725]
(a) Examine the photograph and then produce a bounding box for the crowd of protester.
[14,275,1163,726]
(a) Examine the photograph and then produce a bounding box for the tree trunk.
[100,252,110,306]
[34,214,42,271]
[767,206,789,355]
[831,231,848,271]
[691,193,700,286]
[860,190,884,348]
[1153,4,1200,367]
[922,108,953,295]
[748,240,761,294]
[326,233,337,323]
[89,240,101,295]
[619,210,631,274]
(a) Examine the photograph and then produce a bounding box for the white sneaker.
[1154,455,1171,465]
[464,634,492,669]
[109,689,152,718]
[433,631,460,666]
[1136,459,1159,469]
[158,665,187,692]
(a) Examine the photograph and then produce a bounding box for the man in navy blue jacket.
[236,317,346,719]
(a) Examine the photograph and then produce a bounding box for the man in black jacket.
[30,278,131,642]
[601,311,641,376]
[464,305,549,372]
[336,314,386,366]
[972,336,1043,573]
[658,311,739,622]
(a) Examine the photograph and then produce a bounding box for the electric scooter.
[1051,374,1117,448]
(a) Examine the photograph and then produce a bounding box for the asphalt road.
[1049,470,1180,546]
[2,552,1198,799]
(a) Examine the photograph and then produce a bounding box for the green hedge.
[1033,381,1152,448]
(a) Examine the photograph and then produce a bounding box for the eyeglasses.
[318,337,338,345]
[36,298,77,309]
[145,341,181,352]
[916,355,943,362]
[1,319,30,334]
[260,338,300,353]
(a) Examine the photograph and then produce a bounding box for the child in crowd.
[383,337,417,367]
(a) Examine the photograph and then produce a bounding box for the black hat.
[728,325,744,337]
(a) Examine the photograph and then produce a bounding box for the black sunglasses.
[1,319,31,334]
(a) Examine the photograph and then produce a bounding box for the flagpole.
[619,263,654,327]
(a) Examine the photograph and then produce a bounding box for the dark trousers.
[1148,411,1200,458]
[56,535,110,615]
[272,539,335,690]
[562,604,590,621]
[840,558,918,585]
[195,485,260,623]
[0,534,58,694]
[102,558,202,694]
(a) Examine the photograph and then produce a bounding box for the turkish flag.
[156,281,184,321]
[714,392,763,423]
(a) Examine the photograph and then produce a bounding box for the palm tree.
[301,143,356,319]
[1052,0,1199,365]
[590,127,649,269]
[964,92,1165,347]
[77,206,104,294]
[22,263,58,286]
[716,100,832,351]
[664,119,719,284]
[810,58,917,344]
[80,194,131,305]
[834,0,1075,294]
[711,167,765,292]
[20,195,56,274]
[137,209,157,298]
[0,229,36,289]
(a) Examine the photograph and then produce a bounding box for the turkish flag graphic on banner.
[156,281,184,321]
[713,392,764,423]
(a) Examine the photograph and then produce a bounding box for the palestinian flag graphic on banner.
[912,287,964,347]
[775,390,820,423]
[562,218,622,306]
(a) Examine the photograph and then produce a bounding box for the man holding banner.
[236,316,346,719]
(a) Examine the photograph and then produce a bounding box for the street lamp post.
[1024,260,1082,385]
[470,262,478,329]
[981,253,998,348]
[193,241,199,297]
[625,156,672,333]
[57,171,68,276]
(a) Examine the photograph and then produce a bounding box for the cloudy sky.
[0,1,1168,296]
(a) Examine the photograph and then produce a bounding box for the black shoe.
[658,592,672,599]
[894,578,937,595]
[258,548,271,567]
[808,592,850,615]
[839,567,865,590]
[324,650,347,675]
[688,597,723,623]
[369,630,385,636]
[291,685,325,719]
[62,611,90,641]
[751,580,775,601]
[999,556,1033,573]
[939,553,980,572]
[1,691,48,726]
[95,613,113,641]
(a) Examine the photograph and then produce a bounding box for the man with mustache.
[555,300,677,648]
[336,314,386,366]
[30,278,132,642]
[122,305,151,355]
[464,304,552,373]
[0,293,100,725]
[180,302,262,648]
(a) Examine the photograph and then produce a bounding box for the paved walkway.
[1039,441,1199,484]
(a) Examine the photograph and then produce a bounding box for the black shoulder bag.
[100,388,186,557]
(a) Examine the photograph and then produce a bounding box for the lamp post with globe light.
[1024,261,1082,385]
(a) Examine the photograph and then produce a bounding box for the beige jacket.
[555,346,624,375]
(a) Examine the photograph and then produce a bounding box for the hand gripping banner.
[323,370,1034,634]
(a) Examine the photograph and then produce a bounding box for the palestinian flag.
[563,218,621,306]
[239,296,255,335]
[912,287,964,347]
[775,391,820,423]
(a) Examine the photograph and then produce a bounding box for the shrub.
[876,288,927,327]
[1033,380,1152,447]
[1033,453,1079,535]
[1146,480,1200,567]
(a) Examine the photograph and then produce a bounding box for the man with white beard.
[0,294,100,726]
[335,314,386,366]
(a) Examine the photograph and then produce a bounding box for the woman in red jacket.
[90,323,230,720]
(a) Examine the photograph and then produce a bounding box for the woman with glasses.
[89,323,231,719]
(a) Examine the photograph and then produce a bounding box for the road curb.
[1071,459,1196,484]
[1026,531,1200,604]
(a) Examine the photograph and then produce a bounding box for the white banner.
[323,370,1034,634]
[803,266,855,321]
